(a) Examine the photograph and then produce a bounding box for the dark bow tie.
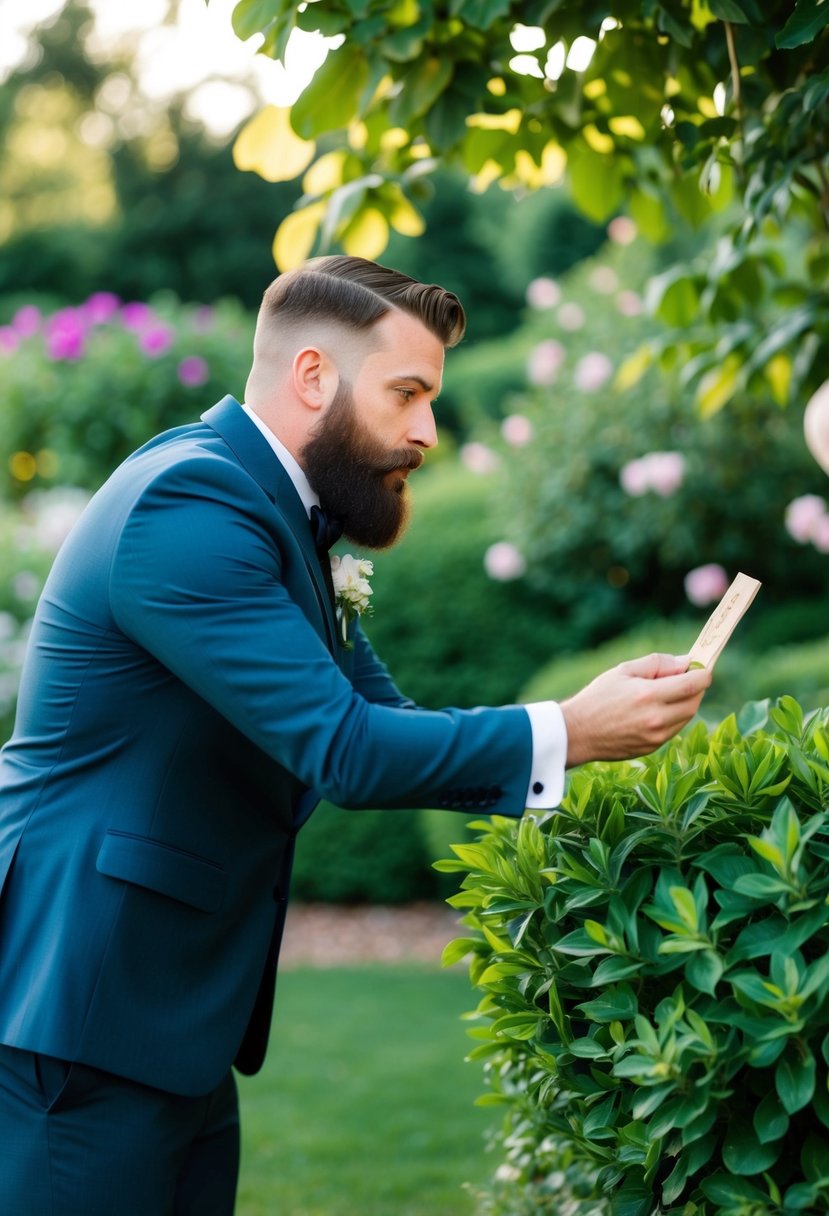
[309,504,344,555]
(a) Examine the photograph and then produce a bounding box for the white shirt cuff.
[524,701,567,809]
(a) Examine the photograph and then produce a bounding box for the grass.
[236,966,494,1216]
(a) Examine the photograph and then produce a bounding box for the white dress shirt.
[241,402,567,809]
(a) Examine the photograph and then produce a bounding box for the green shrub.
[445,236,829,636]
[0,492,74,743]
[291,802,436,904]
[439,697,829,1215]
[364,463,582,711]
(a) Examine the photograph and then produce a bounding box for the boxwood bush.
[439,697,829,1215]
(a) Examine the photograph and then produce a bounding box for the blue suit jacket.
[0,396,532,1096]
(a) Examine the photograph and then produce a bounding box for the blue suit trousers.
[0,1045,239,1215]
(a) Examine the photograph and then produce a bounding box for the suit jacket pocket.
[96,830,226,913]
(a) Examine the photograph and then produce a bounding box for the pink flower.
[12,305,41,337]
[619,457,650,497]
[460,442,500,475]
[574,351,613,392]
[685,564,729,608]
[81,292,120,326]
[0,326,20,355]
[812,515,829,554]
[607,216,637,245]
[177,355,209,387]
[501,414,534,447]
[484,541,526,581]
[784,494,827,544]
[620,451,685,497]
[528,339,565,386]
[526,277,562,310]
[557,302,585,332]
[647,451,686,497]
[139,325,174,357]
[193,306,215,332]
[45,309,86,361]
[120,302,155,332]
[616,290,643,317]
[589,266,618,294]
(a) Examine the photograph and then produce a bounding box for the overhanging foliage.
[230,0,828,413]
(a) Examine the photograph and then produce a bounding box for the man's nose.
[409,403,438,449]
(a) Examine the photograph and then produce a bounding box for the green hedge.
[440,697,829,1214]
[290,802,438,904]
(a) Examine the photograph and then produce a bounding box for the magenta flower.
[177,355,209,387]
[45,309,86,362]
[685,564,729,608]
[82,292,120,326]
[526,277,562,310]
[0,326,20,355]
[484,541,526,581]
[120,302,155,332]
[574,351,613,392]
[139,325,174,357]
[12,305,41,337]
[784,495,827,544]
[528,339,565,386]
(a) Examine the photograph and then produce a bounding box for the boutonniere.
[330,554,374,648]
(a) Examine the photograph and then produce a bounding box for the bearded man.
[0,256,710,1214]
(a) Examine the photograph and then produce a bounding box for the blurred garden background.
[1,1,827,1212]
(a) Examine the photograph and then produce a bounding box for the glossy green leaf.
[776,0,829,48]
[776,1048,816,1114]
[722,1122,782,1175]
[686,949,723,994]
[753,1090,790,1144]
[708,0,751,21]
[290,46,369,139]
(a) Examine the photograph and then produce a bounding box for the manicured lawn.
[236,966,493,1216]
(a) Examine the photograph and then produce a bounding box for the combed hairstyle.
[257,254,466,348]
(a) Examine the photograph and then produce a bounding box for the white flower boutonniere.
[330,553,374,648]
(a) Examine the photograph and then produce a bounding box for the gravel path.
[279,902,465,968]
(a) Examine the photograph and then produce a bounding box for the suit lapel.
[201,396,342,658]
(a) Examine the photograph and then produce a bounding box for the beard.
[300,380,424,550]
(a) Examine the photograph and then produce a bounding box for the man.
[0,256,710,1214]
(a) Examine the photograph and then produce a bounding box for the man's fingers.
[621,652,692,680]
[657,665,713,704]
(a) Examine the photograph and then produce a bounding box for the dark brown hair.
[259,254,466,347]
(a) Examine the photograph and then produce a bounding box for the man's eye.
[396,387,415,401]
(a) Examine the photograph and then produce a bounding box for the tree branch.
[724,20,742,118]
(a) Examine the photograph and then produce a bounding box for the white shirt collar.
[240,402,319,517]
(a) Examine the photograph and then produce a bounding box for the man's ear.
[292,346,339,413]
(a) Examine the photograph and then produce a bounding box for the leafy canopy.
[230,0,828,412]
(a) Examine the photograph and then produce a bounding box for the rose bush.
[1,292,251,499]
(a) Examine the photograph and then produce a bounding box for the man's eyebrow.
[389,374,436,394]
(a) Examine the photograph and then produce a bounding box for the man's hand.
[560,653,712,768]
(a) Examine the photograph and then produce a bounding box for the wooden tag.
[688,572,761,670]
